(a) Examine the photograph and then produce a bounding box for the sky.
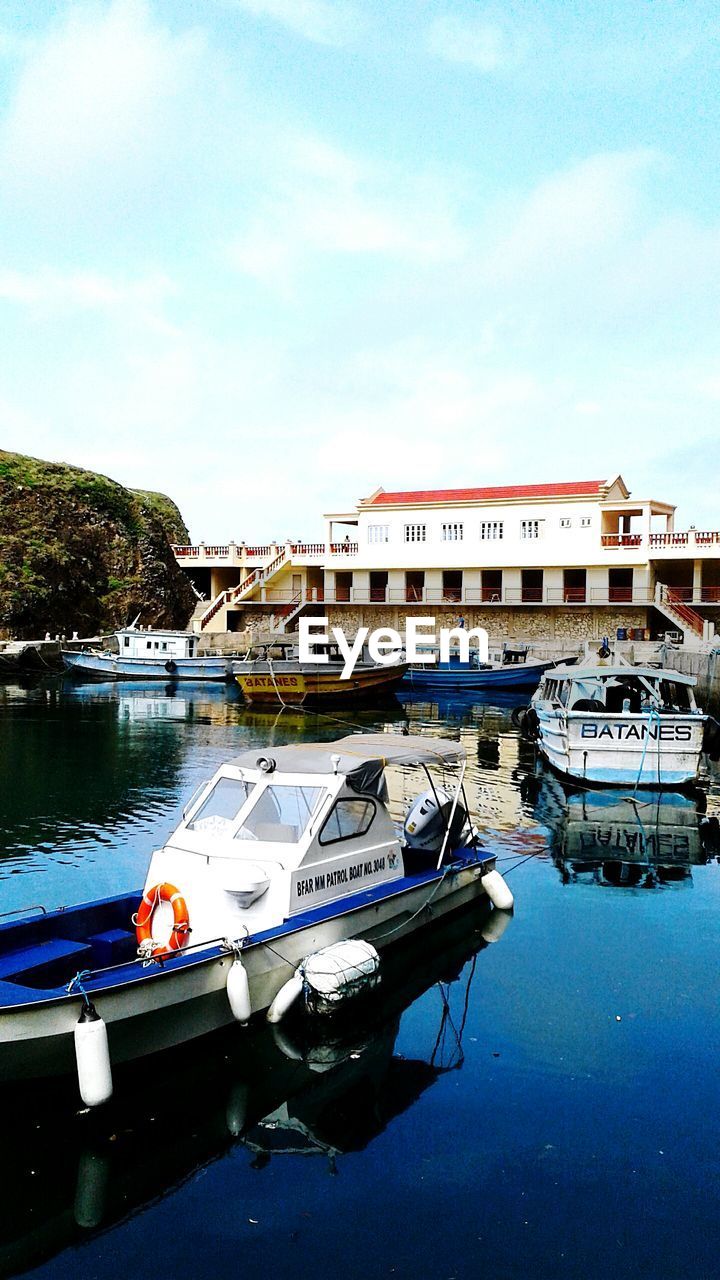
[0,0,718,540]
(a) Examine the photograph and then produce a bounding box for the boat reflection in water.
[526,770,720,889]
[0,900,511,1279]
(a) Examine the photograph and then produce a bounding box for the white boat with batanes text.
[525,664,713,788]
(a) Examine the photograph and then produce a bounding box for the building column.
[693,559,702,604]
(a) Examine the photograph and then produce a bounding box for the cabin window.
[319,798,376,845]
[124,636,130,648]
[581,517,591,527]
[146,641,152,649]
[658,680,691,711]
[187,777,256,832]
[560,518,571,528]
[161,642,167,651]
[236,784,326,844]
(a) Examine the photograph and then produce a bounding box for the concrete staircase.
[654,586,713,646]
[198,547,292,632]
[272,593,317,633]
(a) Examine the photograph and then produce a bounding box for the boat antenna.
[129,613,142,630]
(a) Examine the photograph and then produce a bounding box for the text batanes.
[299,617,489,679]
[579,722,693,741]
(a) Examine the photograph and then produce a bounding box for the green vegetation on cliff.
[0,450,195,638]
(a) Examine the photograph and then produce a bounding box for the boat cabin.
[537,665,700,715]
[115,629,198,659]
[145,734,467,948]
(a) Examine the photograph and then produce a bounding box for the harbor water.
[1,678,720,1279]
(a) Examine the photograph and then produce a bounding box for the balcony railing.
[290,543,325,556]
[601,534,642,548]
[234,586,662,608]
[175,530,720,565]
[649,532,689,548]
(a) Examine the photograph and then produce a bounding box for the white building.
[174,476,720,645]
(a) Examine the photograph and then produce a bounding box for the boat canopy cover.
[550,664,696,686]
[230,733,465,798]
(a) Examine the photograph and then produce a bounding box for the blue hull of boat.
[403,660,554,691]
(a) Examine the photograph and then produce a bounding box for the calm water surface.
[1,677,720,1280]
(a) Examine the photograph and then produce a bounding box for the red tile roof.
[366,481,606,506]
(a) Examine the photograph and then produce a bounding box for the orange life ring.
[134,882,190,957]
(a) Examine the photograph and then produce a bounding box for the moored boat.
[403,644,566,692]
[236,650,408,704]
[0,733,512,1099]
[63,627,243,682]
[525,664,712,787]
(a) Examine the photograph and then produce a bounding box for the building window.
[521,520,542,540]
[367,524,389,543]
[404,523,427,543]
[580,517,591,527]
[560,518,571,528]
[441,522,463,542]
[480,521,504,540]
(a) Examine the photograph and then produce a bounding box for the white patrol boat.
[0,733,512,1104]
[525,664,710,788]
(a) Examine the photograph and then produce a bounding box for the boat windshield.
[187,777,256,833]
[235,784,326,844]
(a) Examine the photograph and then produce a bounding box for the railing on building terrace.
[601,534,643,548]
[253,587,665,608]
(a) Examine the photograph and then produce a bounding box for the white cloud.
[227,0,362,47]
[427,10,529,72]
[0,0,203,197]
[0,267,175,317]
[484,150,657,285]
[228,131,465,282]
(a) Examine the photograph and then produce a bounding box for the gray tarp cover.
[230,732,465,798]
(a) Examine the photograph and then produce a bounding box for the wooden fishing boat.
[403,644,572,693]
[236,652,408,704]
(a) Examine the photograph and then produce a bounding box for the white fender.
[74,1003,113,1108]
[481,868,514,911]
[266,974,304,1023]
[480,907,513,944]
[226,956,252,1024]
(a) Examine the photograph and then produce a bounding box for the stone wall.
[318,605,649,648]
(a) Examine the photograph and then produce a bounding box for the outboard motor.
[403,788,469,857]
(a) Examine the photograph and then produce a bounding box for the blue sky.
[0,0,718,539]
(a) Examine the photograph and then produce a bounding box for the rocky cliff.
[0,450,196,639]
